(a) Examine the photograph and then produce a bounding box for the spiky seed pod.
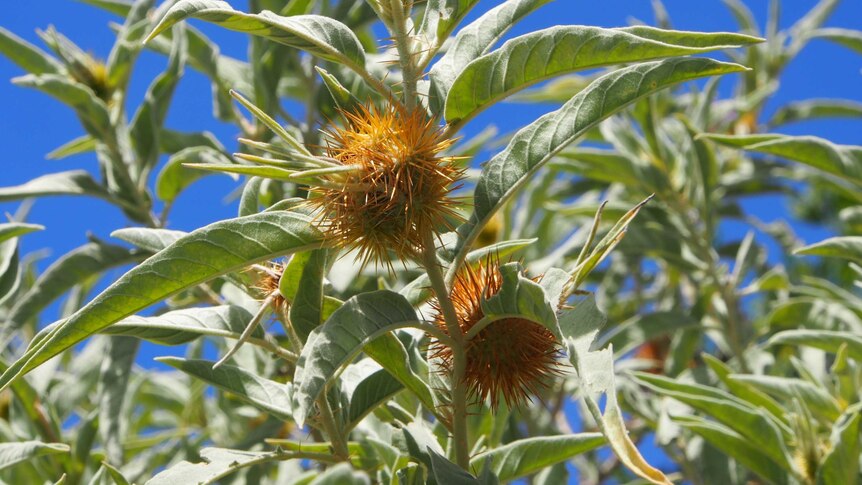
[310,103,462,268]
[430,258,562,410]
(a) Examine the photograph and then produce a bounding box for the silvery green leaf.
[470,434,605,482]
[427,0,550,114]
[0,211,323,392]
[559,297,671,485]
[6,241,145,330]
[158,357,293,421]
[146,447,287,485]
[102,305,257,346]
[674,415,789,484]
[817,404,862,485]
[794,236,862,264]
[702,134,862,187]
[453,58,747,264]
[812,27,862,54]
[0,441,70,471]
[110,227,186,253]
[767,329,862,361]
[769,99,862,127]
[445,26,760,124]
[293,290,424,426]
[0,170,112,203]
[147,1,366,69]
[0,26,62,75]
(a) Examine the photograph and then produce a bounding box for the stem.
[421,229,470,469]
[663,192,751,373]
[389,0,418,110]
[317,391,350,461]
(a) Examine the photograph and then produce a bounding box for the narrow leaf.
[0,211,323,392]
[794,236,862,264]
[0,170,111,202]
[470,434,605,482]
[147,1,366,69]
[158,357,293,421]
[702,134,862,187]
[454,58,747,261]
[293,290,422,426]
[103,305,257,346]
[445,26,760,123]
[0,441,70,471]
[6,241,145,330]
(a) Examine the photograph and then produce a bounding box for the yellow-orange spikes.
[430,258,563,411]
[309,103,463,269]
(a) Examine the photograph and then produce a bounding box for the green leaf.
[702,354,787,424]
[0,238,20,305]
[110,227,186,253]
[6,241,144,330]
[445,26,760,123]
[102,305,257,346]
[453,58,747,260]
[287,249,328,343]
[342,359,404,430]
[633,372,792,469]
[418,0,481,52]
[674,416,789,485]
[0,170,111,203]
[105,0,153,89]
[817,404,862,485]
[812,27,862,54]
[0,211,323,392]
[293,290,424,426]
[78,0,132,16]
[362,333,440,423]
[769,99,862,126]
[0,26,61,75]
[0,223,44,245]
[478,262,561,338]
[147,1,366,69]
[183,163,297,180]
[46,134,97,160]
[101,461,132,485]
[158,357,293,421]
[308,463,369,485]
[0,441,70,471]
[728,375,841,423]
[129,22,186,177]
[12,74,113,139]
[155,147,235,203]
[146,447,287,485]
[98,336,138,464]
[794,236,862,264]
[558,297,671,485]
[470,434,605,482]
[767,329,862,361]
[701,134,862,187]
[428,0,551,113]
[428,448,480,485]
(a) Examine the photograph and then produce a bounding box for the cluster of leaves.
[0,0,859,484]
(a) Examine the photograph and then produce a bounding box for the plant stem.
[389,0,418,110]
[317,391,350,461]
[421,229,470,469]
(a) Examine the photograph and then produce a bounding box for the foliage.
[0,0,860,483]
